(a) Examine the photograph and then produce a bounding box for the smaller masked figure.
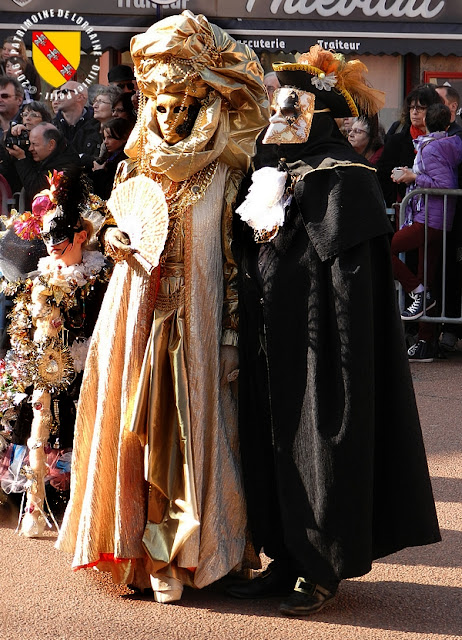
[0,170,110,537]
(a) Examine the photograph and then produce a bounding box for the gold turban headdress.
[126,11,269,181]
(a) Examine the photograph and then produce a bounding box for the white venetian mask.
[263,87,315,145]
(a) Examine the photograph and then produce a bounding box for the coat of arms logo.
[32,31,81,88]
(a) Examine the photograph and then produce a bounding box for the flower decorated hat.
[0,170,106,282]
[273,45,385,117]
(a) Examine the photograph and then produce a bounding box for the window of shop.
[424,71,462,121]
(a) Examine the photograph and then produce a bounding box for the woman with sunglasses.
[377,84,443,209]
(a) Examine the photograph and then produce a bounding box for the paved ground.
[1,351,461,640]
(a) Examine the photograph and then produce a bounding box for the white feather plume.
[236,167,289,235]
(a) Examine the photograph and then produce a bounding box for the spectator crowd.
[0,33,461,361]
[0,36,137,215]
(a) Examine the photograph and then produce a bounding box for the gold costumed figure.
[56,11,269,603]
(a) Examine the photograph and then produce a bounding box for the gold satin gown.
[56,161,249,600]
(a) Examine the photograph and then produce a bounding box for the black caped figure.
[229,45,441,616]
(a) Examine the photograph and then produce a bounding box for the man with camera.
[7,122,79,209]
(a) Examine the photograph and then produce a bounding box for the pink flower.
[14,191,56,240]
[31,193,54,219]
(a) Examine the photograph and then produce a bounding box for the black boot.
[279,577,338,616]
[226,562,296,599]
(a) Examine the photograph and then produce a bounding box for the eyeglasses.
[116,82,135,91]
[349,128,368,135]
[409,104,426,113]
[0,92,16,99]
[23,111,42,118]
[94,99,112,106]
[112,107,126,114]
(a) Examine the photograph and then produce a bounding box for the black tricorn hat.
[273,45,385,118]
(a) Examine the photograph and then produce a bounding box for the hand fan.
[107,175,169,273]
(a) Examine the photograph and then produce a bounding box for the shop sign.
[224,0,462,22]
[242,0,446,19]
[3,0,461,22]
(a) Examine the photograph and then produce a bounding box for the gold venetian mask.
[263,87,315,145]
[154,92,200,145]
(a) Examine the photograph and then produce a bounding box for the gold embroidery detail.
[147,160,220,264]
[155,287,185,312]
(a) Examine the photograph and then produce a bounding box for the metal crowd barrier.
[398,187,462,324]
[0,179,15,217]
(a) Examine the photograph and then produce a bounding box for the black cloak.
[234,115,441,586]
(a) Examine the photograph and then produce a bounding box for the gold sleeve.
[222,167,243,344]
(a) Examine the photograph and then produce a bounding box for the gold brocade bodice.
[155,173,186,266]
[149,162,220,313]
[154,175,186,312]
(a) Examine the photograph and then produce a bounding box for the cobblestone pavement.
[1,351,461,640]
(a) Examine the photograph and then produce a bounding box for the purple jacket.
[406,132,462,231]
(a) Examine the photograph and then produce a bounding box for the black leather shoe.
[279,577,336,616]
[226,564,295,599]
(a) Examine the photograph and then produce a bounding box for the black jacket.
[53,108,102,169]
[14,144,80,209]
[376,125,416,207]
[91,149,127,200]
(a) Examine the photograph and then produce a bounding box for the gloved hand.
[103,226,133,262]
[104,226,131,252]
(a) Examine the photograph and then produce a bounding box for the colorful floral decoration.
[12,170,63,241]
[1,251,110,402]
